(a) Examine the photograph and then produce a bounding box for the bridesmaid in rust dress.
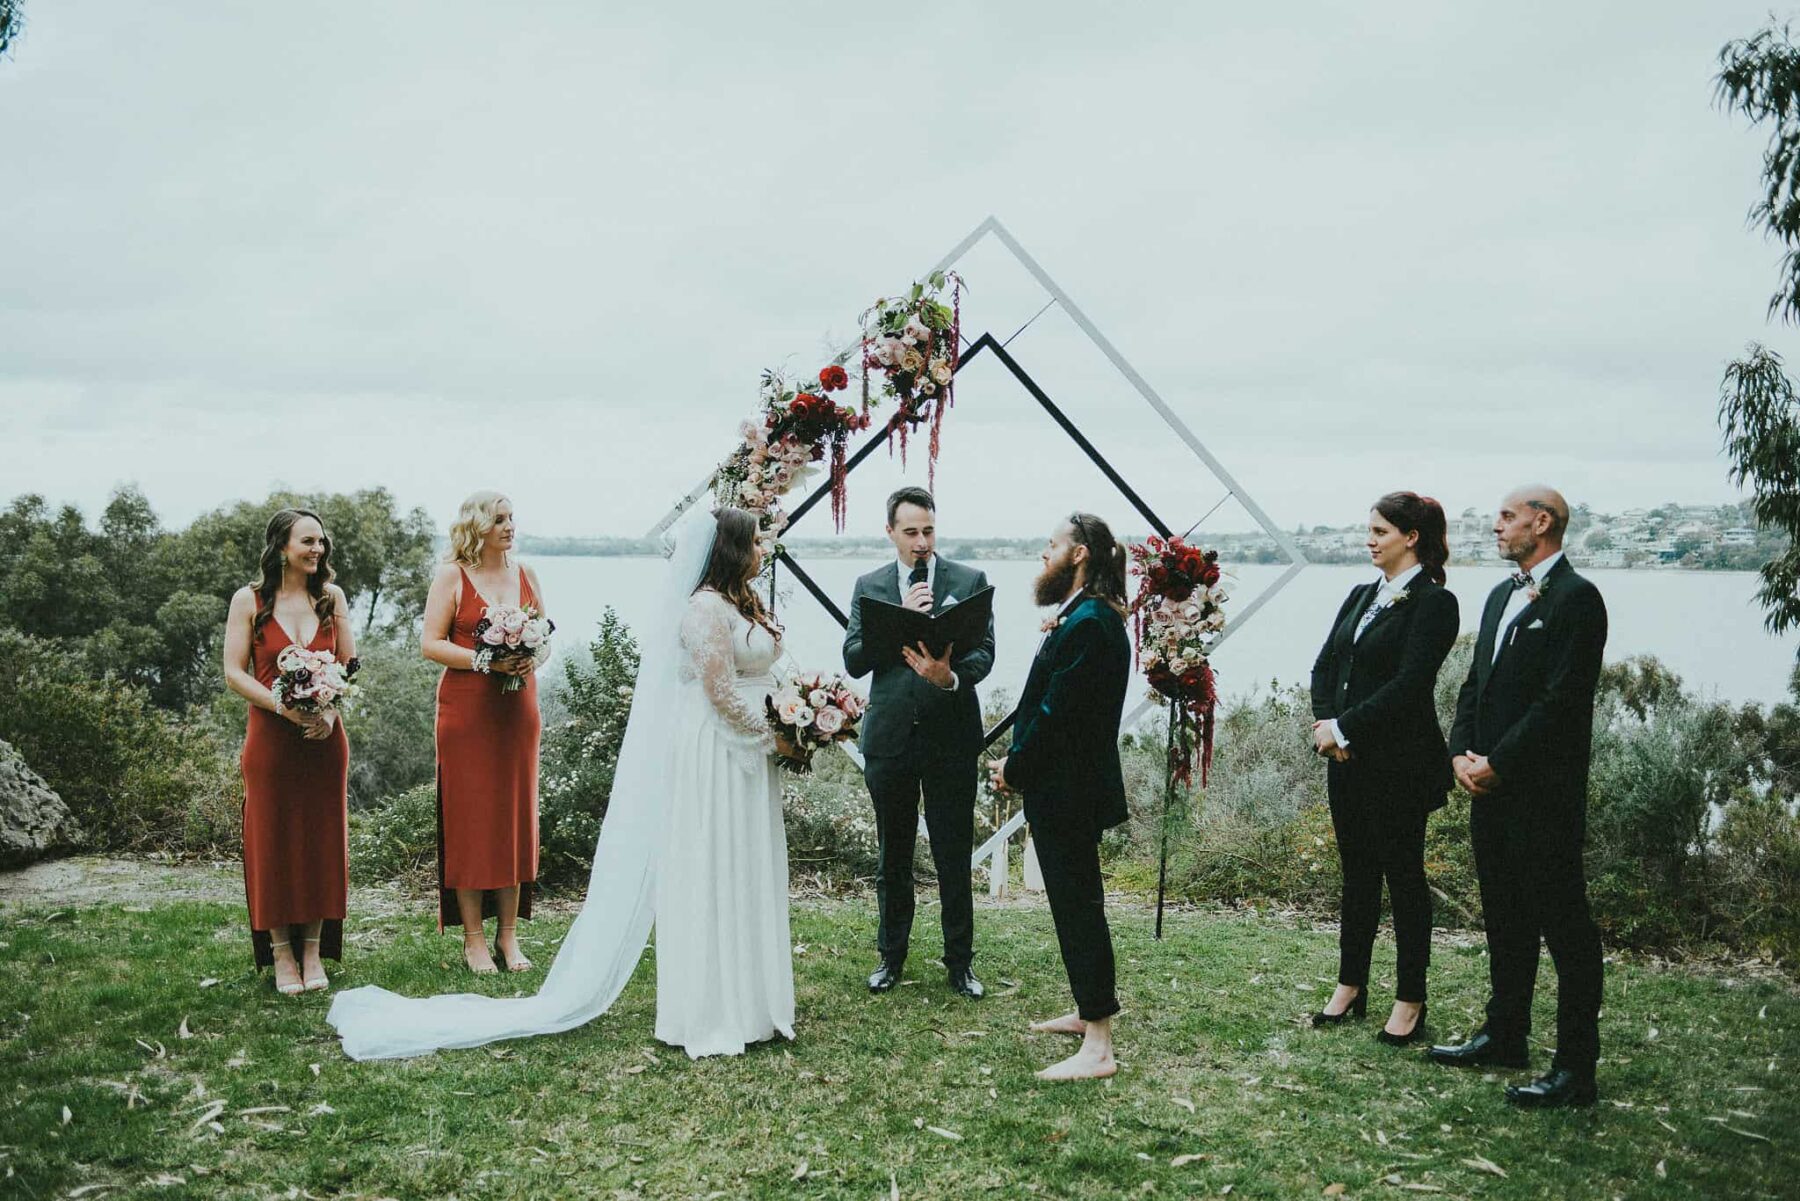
[223,509,355,996]
[423,490,547,974]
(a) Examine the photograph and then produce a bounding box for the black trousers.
[1328,786,1432,1002]
[1471,791,1604,1072]
[1030,809,1120,1022]
[863,738,977,971]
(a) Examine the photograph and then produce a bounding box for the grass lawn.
[2,890,1796,1199]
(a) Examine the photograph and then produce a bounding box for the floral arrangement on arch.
[713,361,871,558]
[861,270,963,487]
[1129,534,1228,785]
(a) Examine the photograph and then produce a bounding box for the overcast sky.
[0,1,1790,539]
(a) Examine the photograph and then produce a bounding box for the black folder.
[858,586,994,660]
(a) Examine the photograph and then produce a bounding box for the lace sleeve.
[680,594,776,752]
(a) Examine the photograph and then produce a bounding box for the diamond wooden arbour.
[649,216,1308,883]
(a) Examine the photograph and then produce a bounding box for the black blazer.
[843,556,996,760]
[1449,556,1608,804]
[1006,596,1131,834]
[1310,572,1459,809]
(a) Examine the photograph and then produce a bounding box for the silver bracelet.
[471,648,493,674]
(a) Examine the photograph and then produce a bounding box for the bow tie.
[1509,570,1535,591]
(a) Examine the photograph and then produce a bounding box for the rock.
[0,739,83,867]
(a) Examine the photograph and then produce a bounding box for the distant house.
[1722,527,1757,547]
[1582,549,1627,568]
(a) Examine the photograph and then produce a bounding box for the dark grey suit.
[843,556,995,970]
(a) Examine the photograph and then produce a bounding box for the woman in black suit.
[1308,492,1458,1045]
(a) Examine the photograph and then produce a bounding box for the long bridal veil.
[326,509,718,1060]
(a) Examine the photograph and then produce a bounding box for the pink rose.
[814,707,845,736]
[482,625,506,646]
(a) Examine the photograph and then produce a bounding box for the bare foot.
[496,928,533,972]
[270,944,304,995]
[1029,1011,1088,1036]
[1035,1046,1117,1081]
[464,938,498,975]
[301,941,329,991]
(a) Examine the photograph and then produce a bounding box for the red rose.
[1200,563,1221,586]
[819,365,849,391]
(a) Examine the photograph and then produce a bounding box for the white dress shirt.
[1491,550,1563,664]
[1330,564,1423,749]
[894,553,958,691]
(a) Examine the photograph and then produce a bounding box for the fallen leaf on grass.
[890,1172,900,1200]
[197,978,220,989]
[1461,1154,1507,1178]
[145,1174,185,1188]
[307,1103,335,1117]
[623,1065,646,1075]
[792,1160,809,1181]
[309,1063,321,1077]
[60,1105,72,1126]
[1171,1096,1196,1113]
[1655,1160,1666,1180]
[1323,1186,1346,1197]
[67,1186,112,1198]
[236,1106,291,1117]
[134,1038,167,1059]
[177,1017,192,1040]
[925,1126,962,1141]
[1704,1118,1770,1143]
[224,1051,249,1070]
[1171,1154,1208,1167]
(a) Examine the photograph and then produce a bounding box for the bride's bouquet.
[765,669,865,774]
[473,603,556,693]
[272,645,361,717]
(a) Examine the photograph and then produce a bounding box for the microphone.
[909,553,931,612]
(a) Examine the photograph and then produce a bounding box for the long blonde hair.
[446,490,511,568]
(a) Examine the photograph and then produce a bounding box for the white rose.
[808,688,831,708]
[777,697,808,725]
[904,315,931,343]
[740,481,761,502]
[793,705,815,729]
[276,645,306,674]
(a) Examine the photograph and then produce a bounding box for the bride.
[328,506,795,1060]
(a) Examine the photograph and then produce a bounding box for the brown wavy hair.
[250,508,338,641]
[1068,511,1128,616]
[694,508,781,642]
[1372,491,1449,584]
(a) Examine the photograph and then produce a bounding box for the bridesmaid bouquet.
[272,645,361,716]
[765,669,865,774]
[474,603,556,693]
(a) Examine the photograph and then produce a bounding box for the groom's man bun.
[886,486,936,527]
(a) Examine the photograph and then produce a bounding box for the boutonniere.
[1039,615,1065,634]
[1527,580,1548,604]
[1381,590,1411,610]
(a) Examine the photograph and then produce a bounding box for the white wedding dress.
[656,590,794,1056]
[327,512,794,1061]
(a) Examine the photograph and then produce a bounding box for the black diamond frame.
[770,330,1176,752]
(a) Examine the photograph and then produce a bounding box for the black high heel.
[1376,1002,1428,1047]
[1310,989,1367,1027]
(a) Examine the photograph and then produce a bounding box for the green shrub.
[349,781,437,889]
[340,628,439,809]
[0,628,241,855]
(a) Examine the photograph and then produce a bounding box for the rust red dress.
[436,566,541,928]
[241,616,350,967]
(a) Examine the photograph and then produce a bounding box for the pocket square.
[1527,619,1545,629]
